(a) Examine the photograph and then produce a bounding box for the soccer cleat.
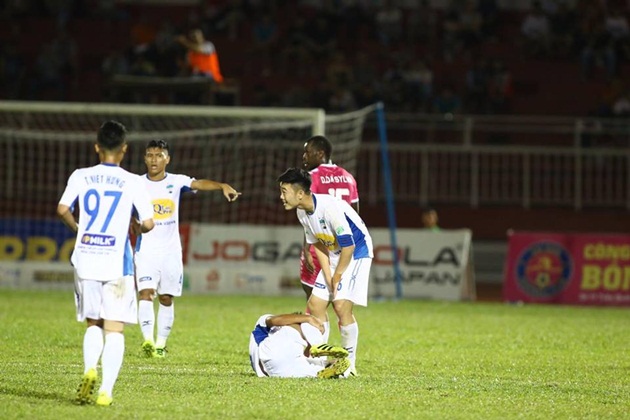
[317,357,351,379]
[310,343,349,359]
[141,340,156,358]
[95,391,113,406]
[154,346,167,358]
[75,368,97,405]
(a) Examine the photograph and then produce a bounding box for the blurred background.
[2,0,630,297]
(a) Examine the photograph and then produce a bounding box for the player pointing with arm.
[134,139,240,358]
[57,120,154,406]
[278,167,373,377]
[300,135,360,299]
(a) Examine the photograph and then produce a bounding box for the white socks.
[83,325,104,373]
[156,303,174,348]
[99,332,124,396]
[340,322,359,364]
[138,300,155,342]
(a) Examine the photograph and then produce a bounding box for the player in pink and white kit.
[300,135,359,299]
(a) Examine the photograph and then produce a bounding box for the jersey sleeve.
[132,177,154,222]
[58,169,80,207]
[179,174,196,194]
[347,173,359,203]
[325,204,354,247]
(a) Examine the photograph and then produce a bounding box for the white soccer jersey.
[297,193,373,262]
[135,173,195,255]
[58,163,153,281]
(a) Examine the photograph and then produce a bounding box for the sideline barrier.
[1,224,475,301]
[503,231,630,306]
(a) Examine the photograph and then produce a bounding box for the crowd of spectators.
[1,0,630,117]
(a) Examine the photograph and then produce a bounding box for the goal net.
[0,101,375,262]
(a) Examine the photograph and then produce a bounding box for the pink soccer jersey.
[309,163,359,205]
[301,163,359,287]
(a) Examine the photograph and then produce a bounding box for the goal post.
[0,101,375,266]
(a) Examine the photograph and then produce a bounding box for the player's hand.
[130,218,142,236]
[331,273,342,299]
[221,184,241,202]
[303,248,315,273]
[307,315,325,334]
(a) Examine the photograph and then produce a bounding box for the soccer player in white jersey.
[249,312,350,378]
[301,135,360,299]
[278,168,373,376]
[57,120,155,406]
[134,139,240,358]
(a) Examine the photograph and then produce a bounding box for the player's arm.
[57,204,78,233]
[176,35,202,52]
[302,234,315,273]
[190,179,241,202]
[313,241,333,288]
[331,241,355,294]
[266,313,324,333]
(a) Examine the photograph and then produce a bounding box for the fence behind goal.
[0,102,375,249]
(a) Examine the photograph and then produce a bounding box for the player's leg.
[97,275,138,406]
[154,256,183,355]
[300,246,320,301]
[331,257,372,376]
[308,270,332,341]
[135,252,159,356]
[74,275,104,405]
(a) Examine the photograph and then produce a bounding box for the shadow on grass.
[0,385,72,404]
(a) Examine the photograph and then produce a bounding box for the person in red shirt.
[300,135,360,299]
[176,28,224,83]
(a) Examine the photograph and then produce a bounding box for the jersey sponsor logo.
[315,233,337,250]
[81,234,116,247]
[138,276,152,282]
[319,218,327,230]
[152,199,175,220]
[335,226,345,235]
[319,175,352,184]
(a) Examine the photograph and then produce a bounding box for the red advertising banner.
[503,231,630,306]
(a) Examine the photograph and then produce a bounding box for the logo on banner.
[516,241,573,298]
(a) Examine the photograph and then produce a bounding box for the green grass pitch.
[1,289,629,419]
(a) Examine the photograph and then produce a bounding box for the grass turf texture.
[1,290,628,419]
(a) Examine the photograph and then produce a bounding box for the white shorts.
[311,257,372,307]
[74,272,138,324]
[256,327,322,378]
[134,251,184,297]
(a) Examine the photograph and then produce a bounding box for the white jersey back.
[58,163,153,281]
[135,173,194,255]
[297,193,373,262]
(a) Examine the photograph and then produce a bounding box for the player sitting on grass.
[249,313,351,378]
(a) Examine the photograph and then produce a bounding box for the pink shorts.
[299,245,321,287]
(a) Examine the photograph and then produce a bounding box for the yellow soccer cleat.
[75,368,97,405]
[317,357,351,379]
[309,343,349,359]
[95,391,113,406]
[141,340,156,358]
[154,346,167,358]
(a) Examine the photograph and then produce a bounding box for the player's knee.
[103,320,124,333]
[158,294,173,306]
[139,289,155,300]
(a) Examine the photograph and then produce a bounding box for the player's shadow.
[0,385,69,404]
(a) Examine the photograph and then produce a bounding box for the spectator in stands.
[405,0,438,45]
[328,86,357,113]
[464,58,489,113]
[550,1,577,58]
[580,23,617,80]
[421,208,440,231]
[441,6,461,61]
[176,28,224,84]
[402,58,433,112]
[326,51,354,89]
[520,1,551,57]
[251,12,279,75]
[101,48,130,79]
[304,14,337,61]
[29,42,67,100]
[487,59,514,114]
[604,8,630,59]
[375,0,403,46]
[432,86,462,115]
[458,0,484,53]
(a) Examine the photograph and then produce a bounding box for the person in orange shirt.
[176,28,224,83]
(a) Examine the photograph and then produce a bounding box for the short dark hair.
[97,120,127,151]
[146,139,170,153]
[306,135,332,162]
[277,167,311,192]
